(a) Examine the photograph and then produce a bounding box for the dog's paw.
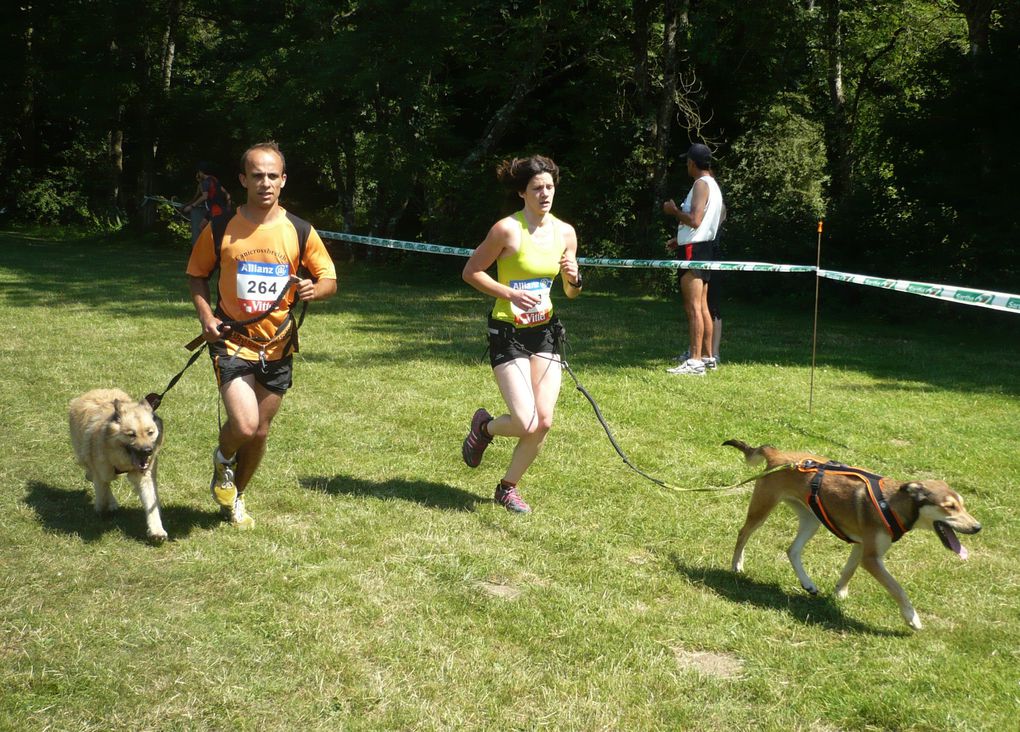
[147,530,169,544]
[95,499,120,515]
[834,585,849,600]
[905,611,922,630]
[801,582,819,596]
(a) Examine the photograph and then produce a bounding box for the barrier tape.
[143,195,184,209]
[160,223,1014,315]
[817,269,1020,314]
[318,230,814,273]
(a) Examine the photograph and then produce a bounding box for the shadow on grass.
[669,555,907,637]
[24,481,221,544]
[300,473,486,512]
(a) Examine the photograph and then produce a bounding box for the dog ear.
[901,482,929,503]
[111,399,123,422]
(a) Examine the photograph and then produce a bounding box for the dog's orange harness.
[796,460,907,543]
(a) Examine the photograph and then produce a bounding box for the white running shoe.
[667,358,706,376]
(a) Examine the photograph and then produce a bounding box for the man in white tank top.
[662,143,724,376]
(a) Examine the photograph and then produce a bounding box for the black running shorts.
[487,317,559,368]
[209,340,293,394]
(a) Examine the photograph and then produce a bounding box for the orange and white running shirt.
[186,210,336,361]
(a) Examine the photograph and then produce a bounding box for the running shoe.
[666,358,706,376]
[210,449,238,508]
[494,482,531,514]
[222,494,255,529]
[703,356,718,371]
[461,408,493,468]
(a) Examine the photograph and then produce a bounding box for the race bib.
[509,277,553,326]
[236,261,291,313]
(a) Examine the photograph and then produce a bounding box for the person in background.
[183,161,232,244]
[663,143,724,376]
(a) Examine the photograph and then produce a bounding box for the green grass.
[1,227,1019,731]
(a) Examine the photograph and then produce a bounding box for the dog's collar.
[798,460,907,543]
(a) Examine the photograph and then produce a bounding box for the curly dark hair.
[495,155,559,192]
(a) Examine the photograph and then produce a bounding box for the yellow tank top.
[491,212,563,327]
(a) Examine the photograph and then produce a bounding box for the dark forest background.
[1,1,1017,291]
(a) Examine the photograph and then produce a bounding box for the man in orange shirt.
[186,142,337,528]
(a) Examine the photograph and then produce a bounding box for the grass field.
[1,227,1018,731]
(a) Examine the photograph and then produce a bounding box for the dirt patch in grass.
[672,647,744,680]
[477,579,521,600]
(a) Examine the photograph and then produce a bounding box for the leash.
[144,342,208,411]
[492,319,756,495]
[559,355,755,494]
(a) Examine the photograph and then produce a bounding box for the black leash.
[492,320,743,495]
[144,343,208,411]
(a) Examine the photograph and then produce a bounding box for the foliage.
[14,167,102,227]
[1,1,1018,288]
[724,94,828,260]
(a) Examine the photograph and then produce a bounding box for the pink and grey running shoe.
[461,408,493,468]
[494,481,531,514]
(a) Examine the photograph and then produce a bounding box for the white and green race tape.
[282,229,1020,315]
[318,231,815,273]
[816,269,1020,314]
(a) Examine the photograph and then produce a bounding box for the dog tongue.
[935,522,968,560]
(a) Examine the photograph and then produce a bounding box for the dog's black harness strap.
[801,460,907,543]
[805,461,854,543]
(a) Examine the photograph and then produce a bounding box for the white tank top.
[676,175,723,244]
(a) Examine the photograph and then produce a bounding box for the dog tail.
[722,439,767,466]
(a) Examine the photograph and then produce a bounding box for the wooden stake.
[809,220,823,415]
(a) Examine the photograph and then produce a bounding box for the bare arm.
[295,277,336,302]
[559,223,581,299]
[188,275,227,342]
[662,179,710,229]
[183,185,208,213]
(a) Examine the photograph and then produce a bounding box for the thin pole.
[809,220,823,415]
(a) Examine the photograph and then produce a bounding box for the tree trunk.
[108,103,124,216]
[138,1,181,227]
[953,0,995,179]
[651,1,684,208]
[954,0,993,58]
[18,6,38,169]
[333,129,357,232]
[631,0,653,106]
[821,0,852,205]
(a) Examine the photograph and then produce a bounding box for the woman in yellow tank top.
[460,155,582,513]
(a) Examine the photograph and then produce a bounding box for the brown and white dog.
[69,389,166,543]
[723,439,981,629]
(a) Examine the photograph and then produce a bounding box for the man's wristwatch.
[568,273,583,288]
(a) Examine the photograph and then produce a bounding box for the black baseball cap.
[683,143,712,169]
